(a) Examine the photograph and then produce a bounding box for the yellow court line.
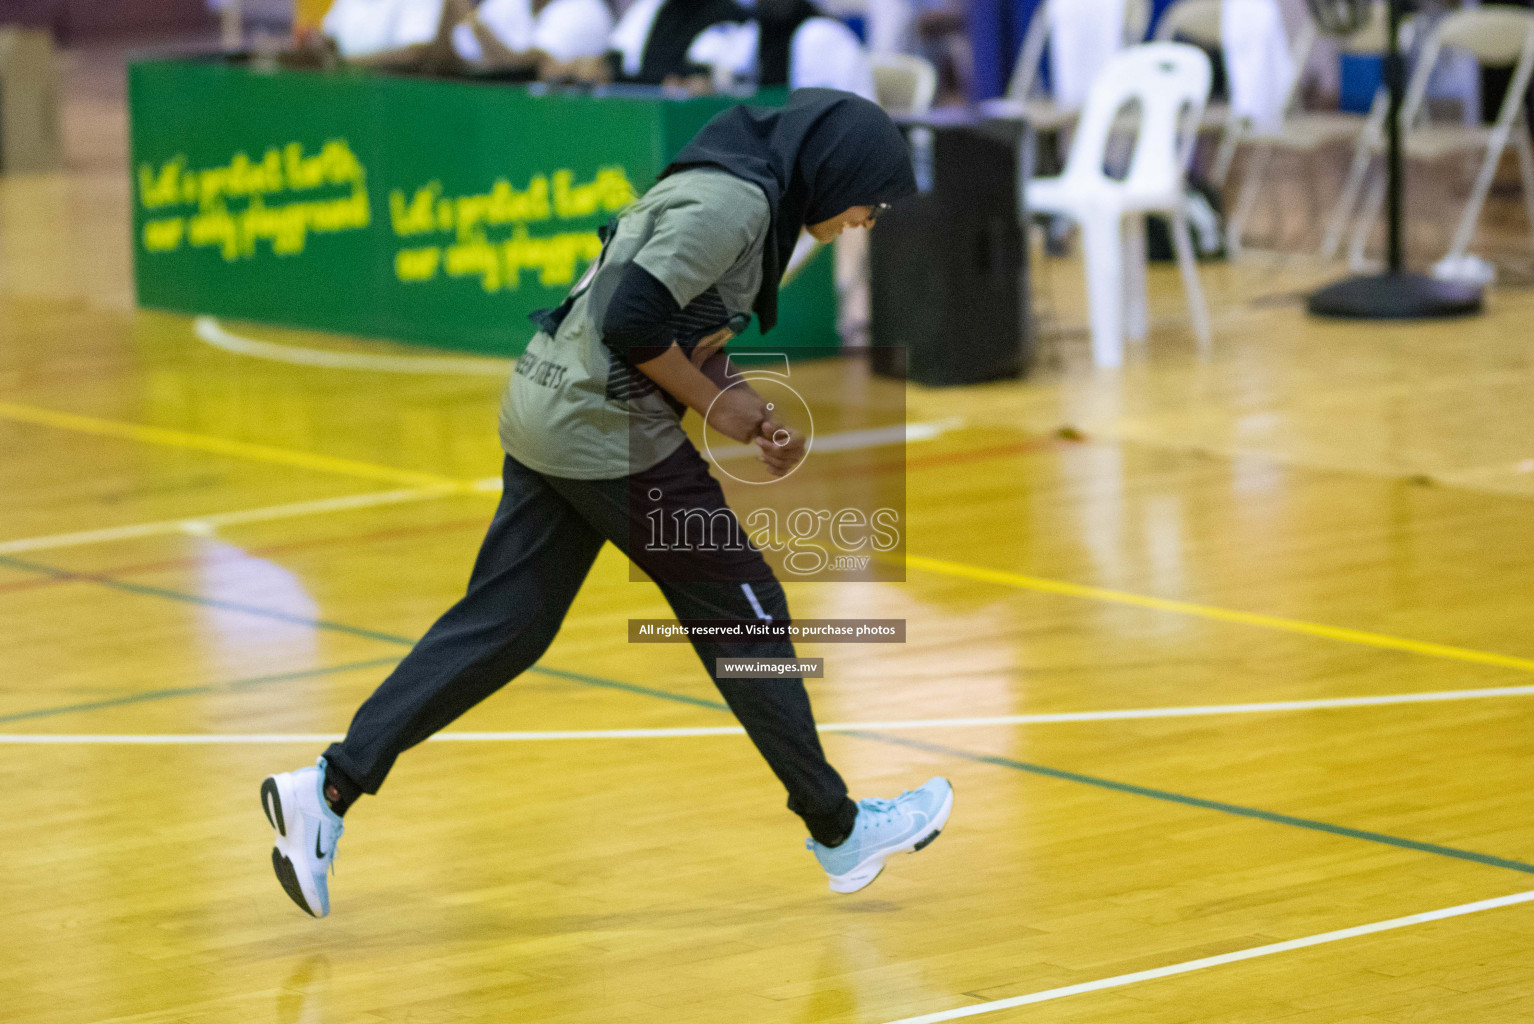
[905,554,1534,674]
[0,400,467,490]
[8,391,1526,675]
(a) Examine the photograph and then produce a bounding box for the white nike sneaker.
[807,777,953,893]
[261,758,344,917]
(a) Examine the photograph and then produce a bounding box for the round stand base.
[1307,272,1483,319]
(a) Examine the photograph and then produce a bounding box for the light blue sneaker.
[807,777,953,893]
[260,757,345,917]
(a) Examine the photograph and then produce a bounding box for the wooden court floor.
[5,51,1534,1024]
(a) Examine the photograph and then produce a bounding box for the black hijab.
[635,0,749,84]
[756,0,820,88]
[658,88,917,332]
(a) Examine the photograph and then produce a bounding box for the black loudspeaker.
[869,120,1029,385]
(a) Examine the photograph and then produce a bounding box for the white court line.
[812,418,963,451]
[0,414,956,554]
[0,728,747,744]
[0,734,349,744]
[0,481,503,556]
[195,317,514,375]
[708,418,963,461]
[6,682,1534,744]
[838,684,1534,727]
[877,889,1534,1024]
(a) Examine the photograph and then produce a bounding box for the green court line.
[6,551,1532,877]
[0,657,402,725]
[0,554,415,646]
[848,731,1534,877]
[0,554,724,716]
[528,665,729,711]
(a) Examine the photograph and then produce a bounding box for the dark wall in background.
[0,0,214,42]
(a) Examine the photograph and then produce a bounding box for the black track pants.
[324,445,857,844]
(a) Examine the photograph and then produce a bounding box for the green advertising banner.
[128,60,835,355]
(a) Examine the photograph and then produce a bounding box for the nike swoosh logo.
[315,829,329,860]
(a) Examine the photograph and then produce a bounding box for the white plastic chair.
[869,52,937,116]
[986,0,1151,131]
[1029,42,1214,368]
[1342,6,1534,270]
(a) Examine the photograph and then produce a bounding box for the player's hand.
[706,387,768,444]
[755,419,806,477]
[689,327,733,368]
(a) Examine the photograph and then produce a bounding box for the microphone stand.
[1307,0,1482,318]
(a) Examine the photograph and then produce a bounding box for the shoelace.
[807,790,920,850]
[859,790,917,828]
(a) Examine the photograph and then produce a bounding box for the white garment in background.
[1047,0,1127,111]
[865,0,915,54]
[792,17,877,99]
[1220,0,1295,133]
[686,18,876,100]
[1423,1,1483,128]
[454,0,532,59]
[686,20,758,76]
[533,0,615,59]
[452,0,614,62]
[323,0,445,57]
[609,0,667,76]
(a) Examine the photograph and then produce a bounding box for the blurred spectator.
[1221,0,1294,133]
[1037,0,1117,111]
[686,0,876,98]
[320,0,461,67]
[866,0,958,54]
[605,0,749,84]
[865,0,914,53]
[759,0,874,96]
[451,0,614,73]
[866,0,965,98]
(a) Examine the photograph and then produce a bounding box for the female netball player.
[260,89,953,917]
